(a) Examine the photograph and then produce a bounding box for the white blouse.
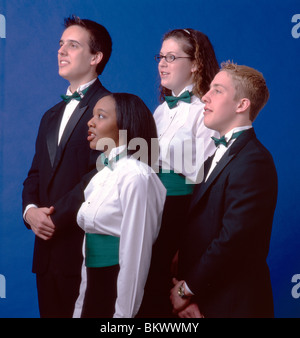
[154,85,217,184]
[73,146,166,318]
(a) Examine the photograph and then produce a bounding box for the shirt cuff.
[184,282,194,296]
[23,204,38,222]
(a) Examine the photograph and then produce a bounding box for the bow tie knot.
[61,87,89,104]
[100,153,112,170]
[165,91,193,109]
[211,135,227,147]
[211,130,245,148]
[99,150,127,171]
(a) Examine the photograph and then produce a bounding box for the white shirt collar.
[108,144,127,161]
[214,126,252,150]
[224,125,252,143]
[66,78,97,96]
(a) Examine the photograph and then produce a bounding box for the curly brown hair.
[159,29,219,102]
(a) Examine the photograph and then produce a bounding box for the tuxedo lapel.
[189,128,256,211]
[56,104,88,157]
[203,154,214,179]
[189,150,235,211]
[46,102,65,167]
[51,79,104,171]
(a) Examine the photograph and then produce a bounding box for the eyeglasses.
[154,54,192,63]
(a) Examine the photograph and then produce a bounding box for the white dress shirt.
[73,146,166,318]
[154,85,217,184]
[58,78,97,144]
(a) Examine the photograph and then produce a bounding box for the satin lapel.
[189,128,255,211]
[189,151,235,211]
[46,102,65,167]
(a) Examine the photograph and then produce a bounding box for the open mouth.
[59,60,70,66]
[87,130,96,142]
[204,106,212,114]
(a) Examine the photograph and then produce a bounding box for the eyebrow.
[211,83,227,90]
[94,108,108,114]
[59,39,82,46]
[160,51,177,55]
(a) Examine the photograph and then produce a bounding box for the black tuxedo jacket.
[22,79,110,275]
[178,128,278,318]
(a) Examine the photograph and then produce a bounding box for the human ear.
[236,98,251,113]
[91,51,103,66]
[191,60,198,73]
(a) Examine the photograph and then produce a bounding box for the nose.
[202,91,210,104]
[88,118,95,127]
[58,44,67,56]
[158,59,167,73]
[159,56,167,66]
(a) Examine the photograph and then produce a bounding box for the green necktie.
[61,87,89,104]
[211,130,245,148]
[165,91,193,109]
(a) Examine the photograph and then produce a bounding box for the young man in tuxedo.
[22,16,112,317]
[170,61,278,318]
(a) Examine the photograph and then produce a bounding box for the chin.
[59,69,72,80]
[204,123,216,132]
[203,119,211,129]
[58,71,68,80]
[160,80,171,90]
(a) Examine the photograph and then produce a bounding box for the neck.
[68,74,98,93]
[218,123,252,137]
[173,84,193,97]
[105,142,121,157]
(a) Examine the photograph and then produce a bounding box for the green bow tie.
[61,87,89,104]
[100,150,127,170]
[211,130,245,147]
[100,152,112,170]
[165,91,193,109]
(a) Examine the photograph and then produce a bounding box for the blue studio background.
[0,0,299,318]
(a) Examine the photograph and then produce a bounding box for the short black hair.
[111,93,158,166]
[64,15,112,75]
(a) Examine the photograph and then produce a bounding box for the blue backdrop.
[0,0,299,318]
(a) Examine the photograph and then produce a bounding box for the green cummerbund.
[85,233,120,268]
[158,169,195,196]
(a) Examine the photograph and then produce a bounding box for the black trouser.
[81,265,119,318]
[138,194,192,318]
[36,270,81,318]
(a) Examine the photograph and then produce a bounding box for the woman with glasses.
[138,29,219,317]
